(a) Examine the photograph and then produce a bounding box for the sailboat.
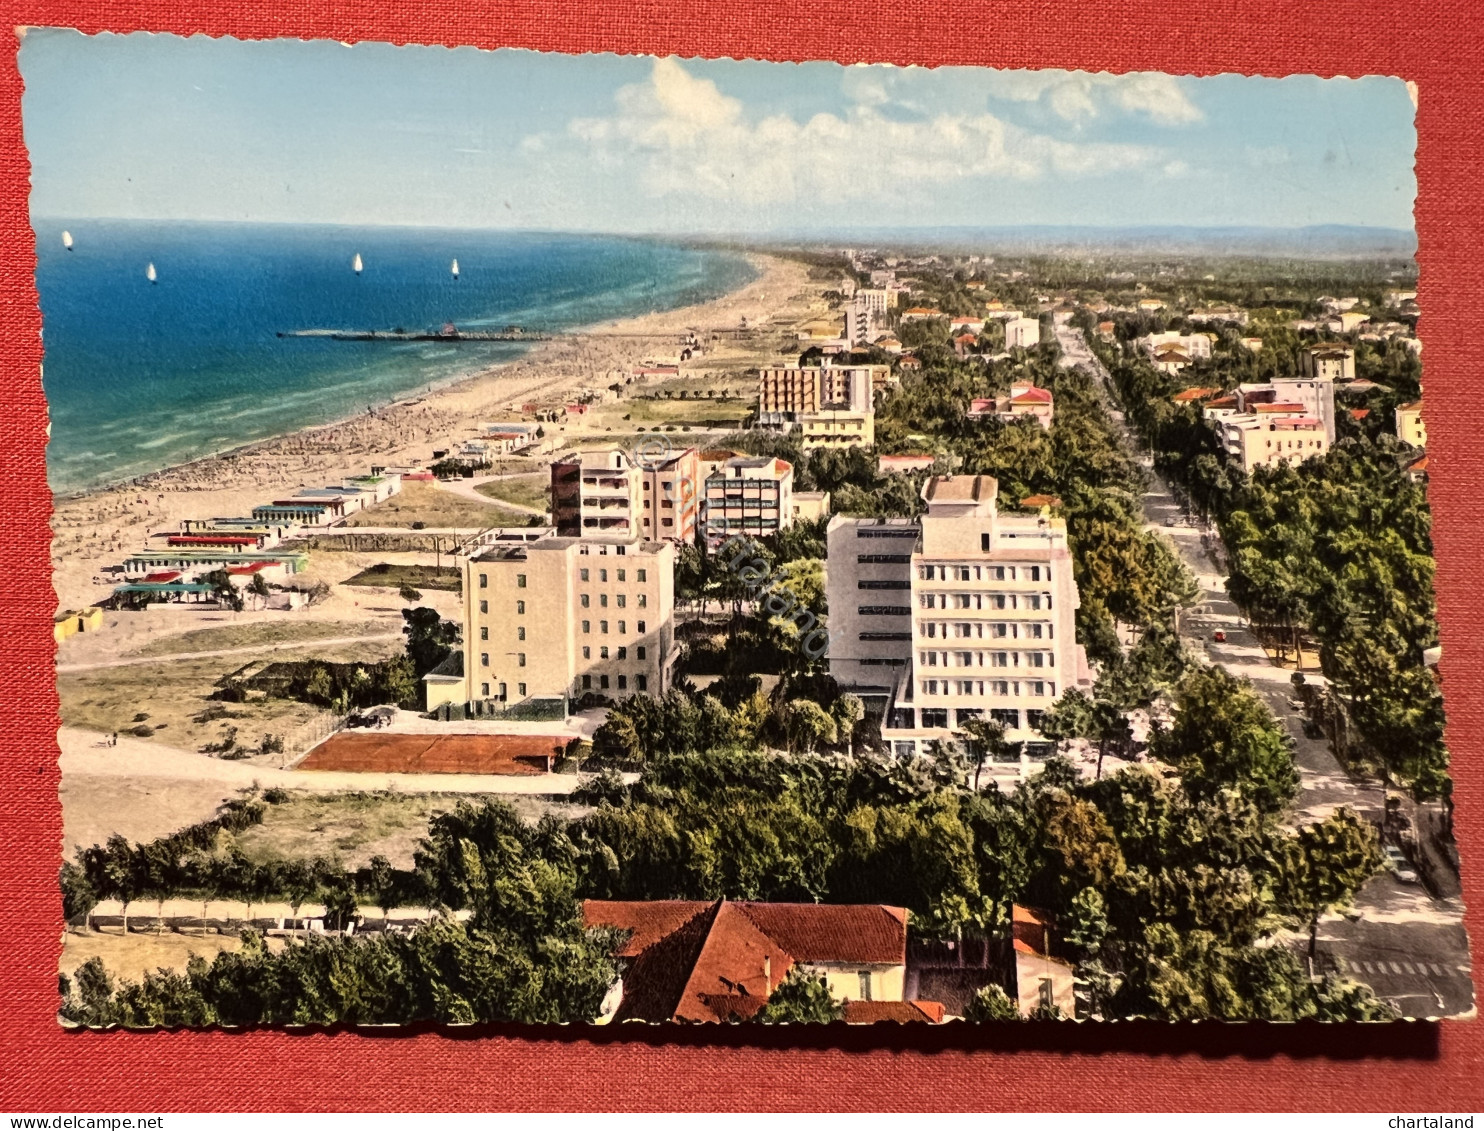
[353,253,363,275]
[146,262,157,284]
[451,258,460,280]
[61,230,73,251]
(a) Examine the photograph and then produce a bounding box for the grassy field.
[62,927,286,981]
[341,563,462,592]
[230,790,584,870]
[342,481,531,529]
[59,641,403,755]
[473,473,549,511]
[133,619,386,657]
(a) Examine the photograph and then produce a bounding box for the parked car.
[1384,844,1420,884]
[1212,630,1227,643]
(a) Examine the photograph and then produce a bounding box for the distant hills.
[752,224,1418,260]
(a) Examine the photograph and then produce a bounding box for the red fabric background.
[0,0,1479,1112]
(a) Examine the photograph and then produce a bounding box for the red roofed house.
[583,899,942,1024]
[898,354,922,371]
[899,307,945,323]
[1171,387,1219,405]
[1012,906,1077,1017]
[976,381,1054,429]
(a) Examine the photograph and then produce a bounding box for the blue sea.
[32,221,756,495]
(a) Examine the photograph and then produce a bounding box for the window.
[923,651,938,667]
[480,626,488,641]
[516,600,526,615]
[599,594,609,608]
[582,620,591,633]
[618,675,628,691]
[600,675,610,690]
[1025,623,1043,639]
[637,620,646,633]
[980,532,990,552]
[921,708,949,728]
[992,680,1010,695]
[480,652,489,667]
[637,569,646,582]
[581,594,590,608]
[600,646,609,660]
[499,683,507,700]
[480,682,489,697]
[582,646,591,659]
[516,573,526,588]
[479,573,488,589]
[957,566,971,581]
[617,647,627,660]
[618,621,627,634]
[616,594,626,608]
[580,568,589,582]
[1028,652,1046,668]
[858,972,873,1001]
[637,675,648,691]
[992,652,1009,667]
[617,569,626,582]
[517,683,526,697]
[599,569,608,582]
[1025,595,1042,611]
[479,600,488,614]
[517,627,526,641]
[582,675,591,689]
[600,620,609,634]
[636,646,646,660]
[518,653,526,667]
[1027,565,1042,581]
[991,708,1020,728]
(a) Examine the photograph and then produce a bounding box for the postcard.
[23,29,1471,1027]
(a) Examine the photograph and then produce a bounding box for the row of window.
[918,563,1050,582]
[583,619,646,635]
[478,681,525,699]
[858,605,912,616]
[920,650,1055,669]
[890,707,1045,731]
[857,554,912,564]
[858,579,911,590]
[918,679,1056,698]
[479,626,523,641]
[582,645,647,661]
[580,673,648,692]
[854,527,920,540]
[579,592,647,608]
[919,592,1053,611]
[921,621,1053,640]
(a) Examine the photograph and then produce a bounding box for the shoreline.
[49,251,817,610]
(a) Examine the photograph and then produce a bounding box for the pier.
[279,328,554,342]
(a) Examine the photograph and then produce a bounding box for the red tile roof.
[583,900,912,1023]
[298,732,566,775]
[1207,395,1239,409]
[843,1000,946,1024]
[1350,408,1371,420]
[1010,386,1053,405]
[1020,494,1062,508]
[1171,387,1219,403]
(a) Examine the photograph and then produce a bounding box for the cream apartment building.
[552,448,700,543]
[827,475,1089,756]
[1397,401,1427,448]
[439,536,678,715]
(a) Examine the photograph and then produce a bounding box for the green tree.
[961,983,1020,1021]
[398,583,423,604]
[1274,807,1382,963]
[784,698,837,754]
[752,967,844,1024]
[402,607,462,677]
[960,716,1010,792]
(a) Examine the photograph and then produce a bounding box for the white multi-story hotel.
[826,475,1090,758]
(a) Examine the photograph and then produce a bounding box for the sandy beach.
[49,252,819,611]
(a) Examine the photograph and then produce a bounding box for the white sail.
[451,258,459,278]
[353,253,363,275]
[146,262,157,283]
[61,230,73,251]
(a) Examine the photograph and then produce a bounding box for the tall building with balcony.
[703,456,794,549]
[434,536,678,717]
[757,361,883,449]
[552,448,701,544]
[826,475,1088,758]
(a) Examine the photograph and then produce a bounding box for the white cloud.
[982,69,1203,126]
[558,58,1162,208]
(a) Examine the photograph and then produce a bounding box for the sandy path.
[49,254,813,612]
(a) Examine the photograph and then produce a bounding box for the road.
[1056,325,1475,1019]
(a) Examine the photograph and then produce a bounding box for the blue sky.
[19,30,1418,233]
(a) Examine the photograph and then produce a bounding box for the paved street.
[1057,326,1475,1019]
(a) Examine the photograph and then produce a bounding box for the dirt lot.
[342,480,528,528]
[341,562,462,592]
[131,619,384,657]
[58,641,402,755]
[227,789,578,870]
[61,926,286,983]
[473,473,549,510]
[62,775,242,856]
